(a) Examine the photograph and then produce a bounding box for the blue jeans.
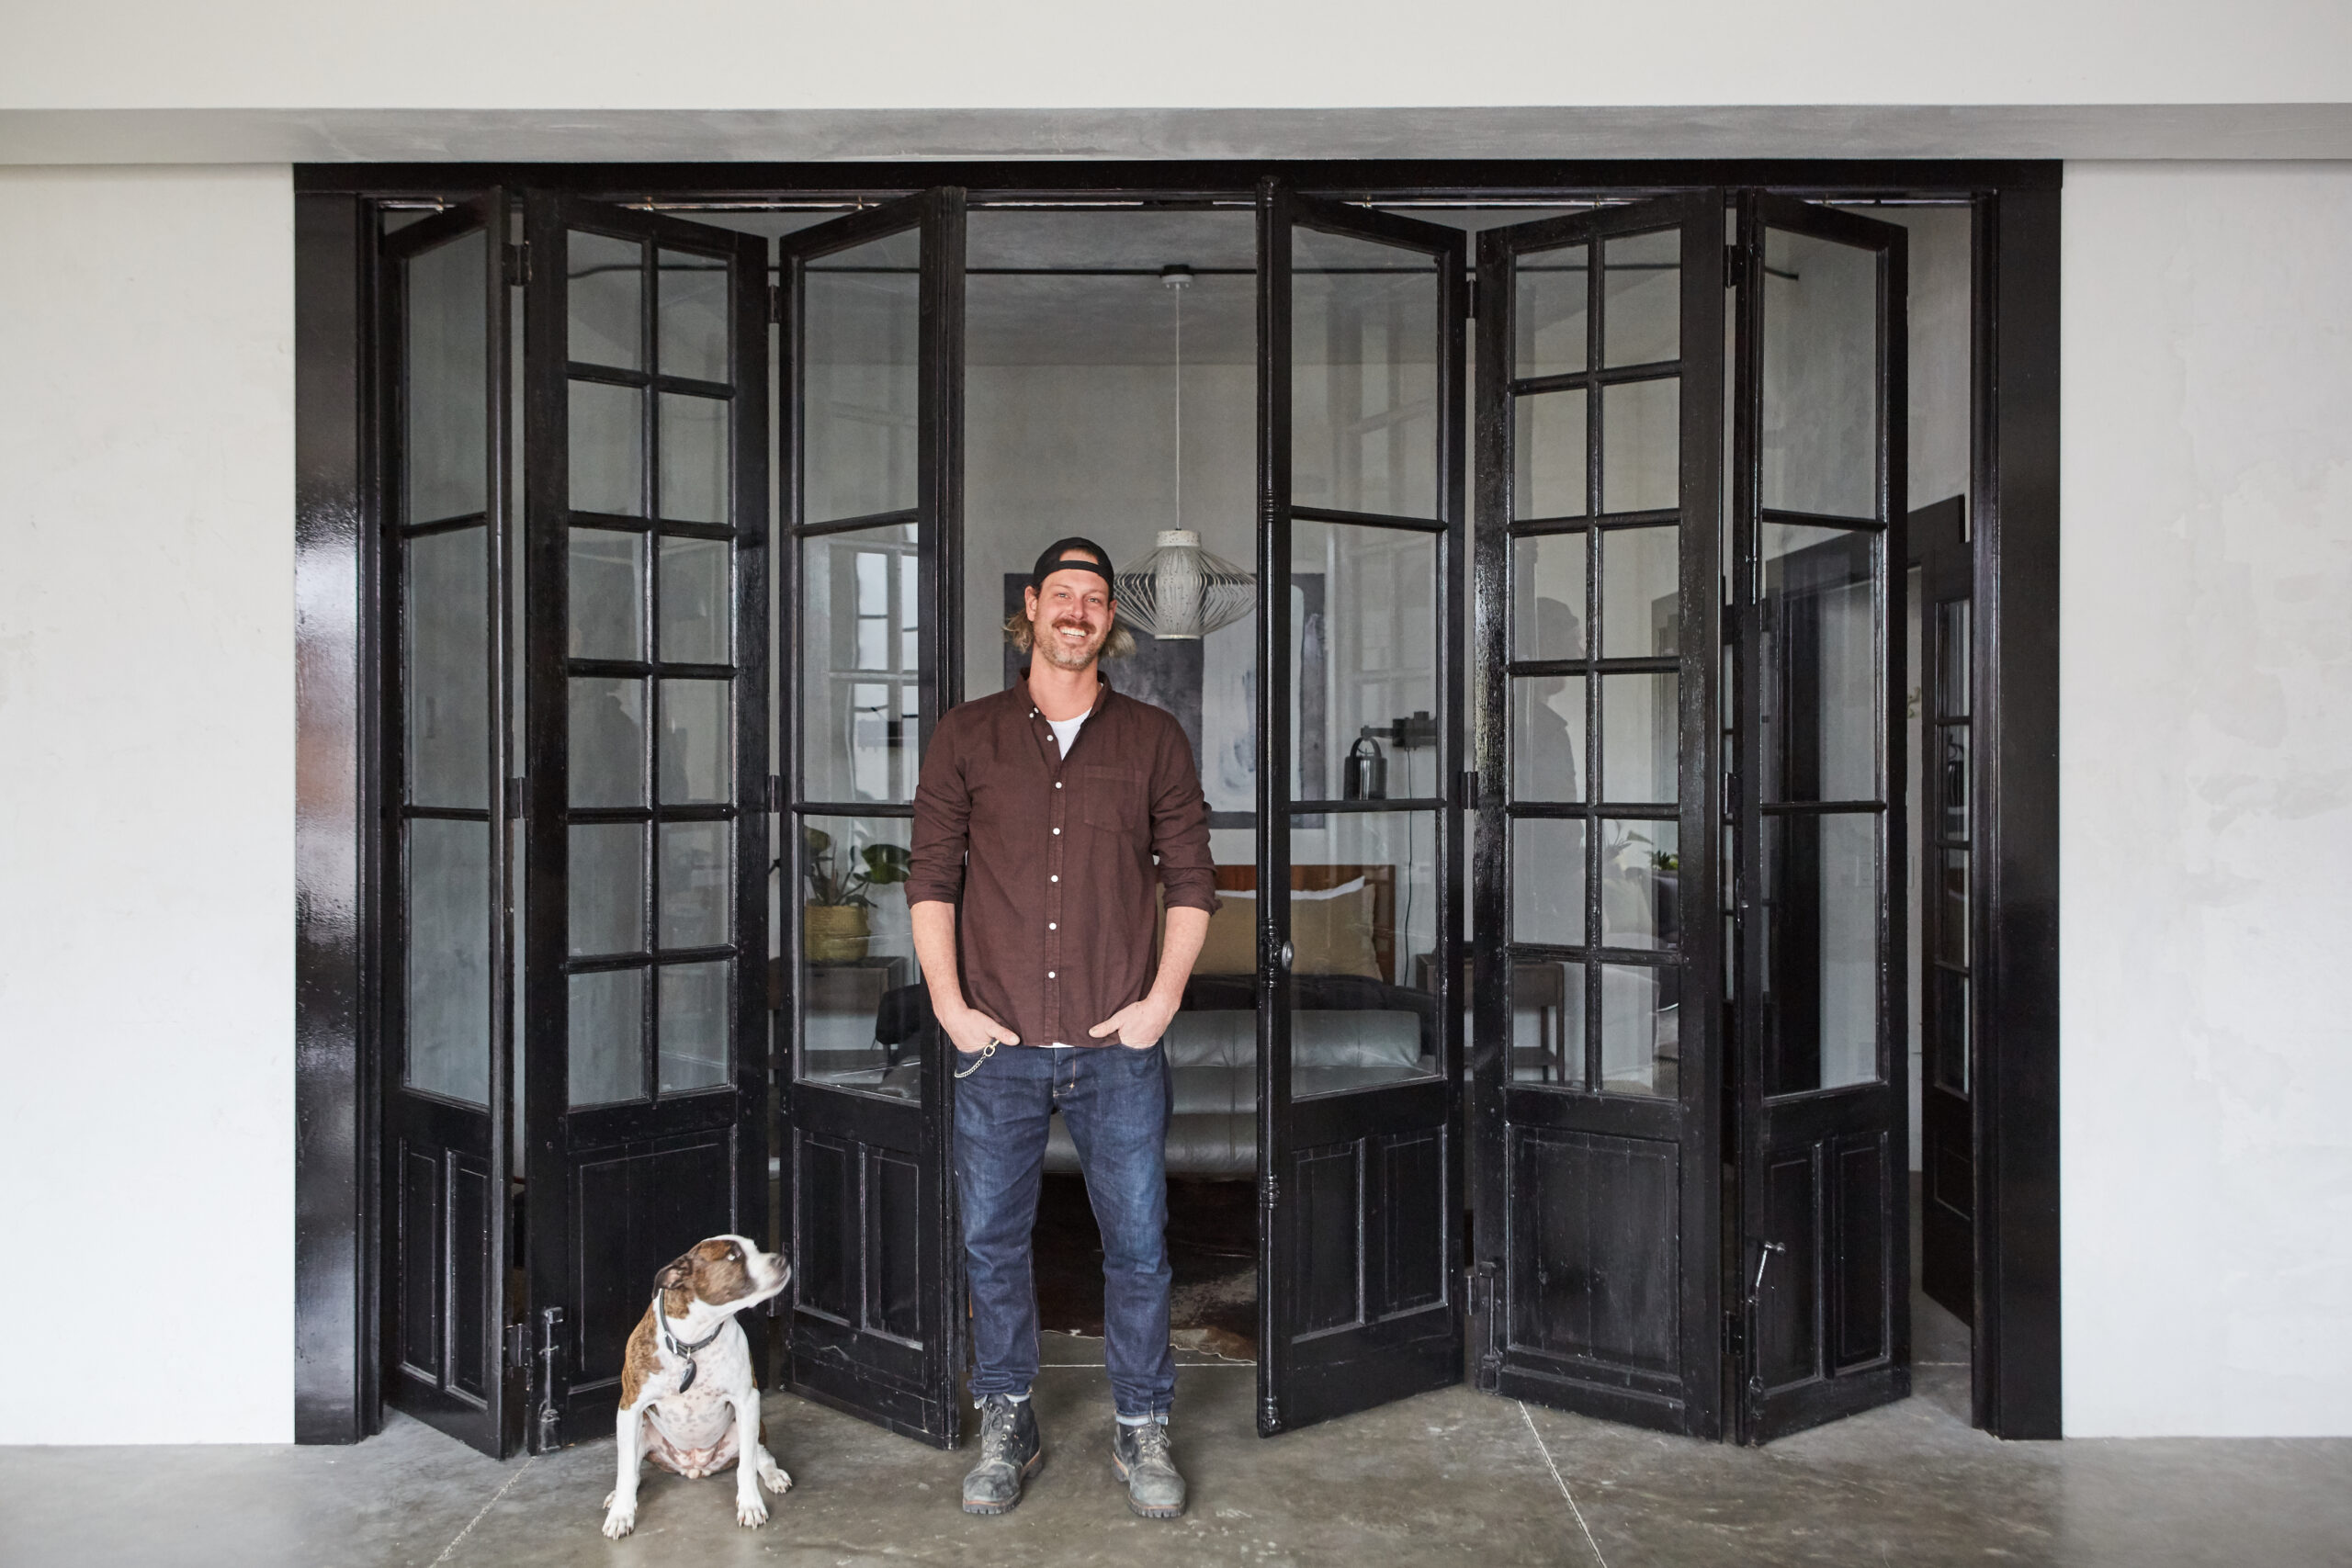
[953,1042,1176,1420]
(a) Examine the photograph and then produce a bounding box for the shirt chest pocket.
[1077,764,1148,835]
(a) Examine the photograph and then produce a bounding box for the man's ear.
[654,1252,695,1293]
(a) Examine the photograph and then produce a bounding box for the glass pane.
[806,230,920,524]
[1512,533,1587,660]
[568,823,644,957]
[1512,675,1584,803]
[1286,811,1438,1097]
[802,524,921,804]
[1600,525,1679,658]
[1937,848,1969,968]
[1600,819,1679,951]
[1604,229,1679,368]
[659,536,731,666]
[406,527,489,809]
[569,676,645,807]
[1508,956,1586,1088]
[659,679,731,805]
[569,378,643,517]
[658,391,728,524]
[658,248,729,383]
[1514,243,1587,378]
[404,230,486,525]
[1762,812,1880,1093]
[1511,817,1586,947]
[1294,520,1437,802]
[659,821,730,949]
[798,814,923,1100]
[1933,967,1970,1094]
[569,967,644,1106]
[1939,724,1971,843]
[659,960,731,1094]
[1936,599,1971,720]
[1600,377,1678,514]
[567,528,643,661]
[405,818,489,1105]
[1762,227,1879,520]
[568,231,641,370]
[1762,523,1879,802]
[1292,227,1438,519]
[1600,672,1677,805]
[1512,389,1587,521]
[1599,964,1678,1097]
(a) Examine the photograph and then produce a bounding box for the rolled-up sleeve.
[1148,717,1219,915]
[906,711,971,907]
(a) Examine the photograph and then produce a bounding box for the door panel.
[379,193,521,1459]
[1258,183,1467,1435]
[1731,195,1909,1442]
[521,194,771,1450]
[777,191,967,1449]
[1914,495,1975,1323]
[1470,192,1726,1438]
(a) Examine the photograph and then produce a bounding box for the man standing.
[906,537,1215,1519]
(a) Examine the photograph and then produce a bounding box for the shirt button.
[1047,971,1056,979]
[1052,828,1061,835]
[1055,782,1062,789]
[1050,874,1058,883]
[1048,922,1057,931]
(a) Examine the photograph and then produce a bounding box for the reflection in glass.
[1762,812,1879,1094]
[1600,377,1678,514]
[404,230,487,525]
[1600,820,1679,950]
[659,536,730,666]
[1295,520,1436,802]
[1600,525,1679,658]
[1508,957,1586,1087]
[1511,817,1586,947]
[569,378,643,516]
[659,960,731,1093]
[568,529,643,661]
[1515,242,1587,378]
[1285,811,1438,1097]
[806,231,919,524]
[568,231,641,370]
[1512,389,1587,521]
[659,821,730,949]
[569,677,645,807]
[1599,964,1678,1097]
[1292,227,1438,519]
[658,248,729,383]
[1512,675,1584,802]
[1600,672,1677,805]
[1603,229,1679,368]
[1939,725,1970,842]
[1762,524,1877,802]
[569,967,643,1106]
[798,815,924,1100]
[1933,968,1969,1094]
[1762,228,1879,520]
[406,818,490,1105]
[1937,849,1969,967]
[658,392,728,523]
[1936,599,1970,720]
[803,525,921,803]
[406,527,489,808]
[659,679,731,804]
[568,822,643,956]
[1511,533,1587,661]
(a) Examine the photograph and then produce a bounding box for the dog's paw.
[737,1491,770,1529]
[601,1503,638,1540]
[757,1456,794,1496]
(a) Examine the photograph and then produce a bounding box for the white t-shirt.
[1047,712,1086,756]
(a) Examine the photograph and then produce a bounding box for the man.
[906,537,1216,1520]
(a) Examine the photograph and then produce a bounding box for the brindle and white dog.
[601,1235,793,1539]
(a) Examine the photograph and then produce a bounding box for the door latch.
[503,1322,531,1372]
[534,1305,565,1452]
[1466,1259,1502,1391]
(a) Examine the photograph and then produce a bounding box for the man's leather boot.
[961,1393,1043,1515]
[1111,1417,1186,1518]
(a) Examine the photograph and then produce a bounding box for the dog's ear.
[653,1252,696,1293]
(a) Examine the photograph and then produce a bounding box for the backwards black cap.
[1029,536,1117,597]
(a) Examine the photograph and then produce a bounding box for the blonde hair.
[1004,604,1136,660]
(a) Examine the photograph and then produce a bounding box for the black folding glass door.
[1255,183,1468,1435]
[379,192,522,1459]
[1729,195,1910,1442]
[776,191,968,1448]
[518,195,771,1450]
[1469,194,1729,1437]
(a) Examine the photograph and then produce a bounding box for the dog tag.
[677,1359,697,1393]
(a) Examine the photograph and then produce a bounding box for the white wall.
[0,165,295,1444]
[2061,162,2352,1437]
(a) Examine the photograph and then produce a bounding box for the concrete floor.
[9,1322,2351,1568]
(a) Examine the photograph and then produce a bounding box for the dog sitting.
[601,1235,793,1539]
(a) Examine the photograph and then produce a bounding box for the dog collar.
[656,1292,726,1393]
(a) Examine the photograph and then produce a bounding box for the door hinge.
[1724,1310,1745,1365]
[505,775,526,820]
[1463,274,1478,321]
[1259,1171,1279,1212]
[1457,770,1479,809]
[505,241,532,288]
[767,281,784,325]
[766,773,784,814]
[503,1322,531,1372]
[534,1305,565,1453]
[1467,1259,1502,1391]
[1724,243,1740,286]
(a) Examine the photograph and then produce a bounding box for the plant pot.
[804,902,871,963]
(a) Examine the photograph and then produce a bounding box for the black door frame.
[293,158,2063,1446]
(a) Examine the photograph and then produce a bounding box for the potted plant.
[797,827,912,963]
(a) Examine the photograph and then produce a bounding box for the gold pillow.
[1191,892,1258,976]
[1287,879,1383,979]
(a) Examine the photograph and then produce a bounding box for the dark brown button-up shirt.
[908,673,1217,1049]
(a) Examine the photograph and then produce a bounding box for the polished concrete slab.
[8,1335,2350,1568]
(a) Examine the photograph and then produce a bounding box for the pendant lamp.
[1114,266,1256,641]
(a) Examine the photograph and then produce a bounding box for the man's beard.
[1034,615,1108,671]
